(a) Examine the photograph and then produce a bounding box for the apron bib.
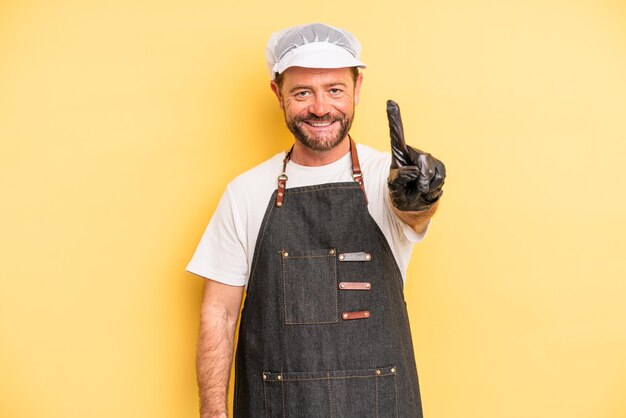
[234,140,423,417]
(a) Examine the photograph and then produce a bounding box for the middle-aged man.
[188,23,446,418]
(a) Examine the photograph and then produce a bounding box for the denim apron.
[234,139,423,417]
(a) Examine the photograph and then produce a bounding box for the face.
[271,67,363,152]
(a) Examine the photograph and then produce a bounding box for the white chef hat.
[265,23,366,80]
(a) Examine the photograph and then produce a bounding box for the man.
[188,23,445,418]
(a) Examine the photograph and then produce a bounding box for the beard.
[284,109,354,152]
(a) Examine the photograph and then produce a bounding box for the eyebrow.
[288,82,349,94]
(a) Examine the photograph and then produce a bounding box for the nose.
[308,94,330,117]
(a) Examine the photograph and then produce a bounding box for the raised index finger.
[387,99,409,168]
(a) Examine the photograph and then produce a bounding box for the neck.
[289,136,351,167]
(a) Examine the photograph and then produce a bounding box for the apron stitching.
[285,320,338,325]
[286,185,361,195]
[281,378,286,418]
[375,375,379,418]
[333,256,338,322]
[281,182,358,193]
[283,255,335,259]
[394,371,399,418]
[263,379,268,418]
[266,373,394,382]
[327,372,333,418]
[281,252,288,326]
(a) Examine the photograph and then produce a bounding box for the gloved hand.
[387,99,446,212]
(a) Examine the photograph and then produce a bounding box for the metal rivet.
[277,202,282,207]
[342,313,348,319]
[263,374,267,380]
[390,368,396,374]
[365,283,371,289]
[278,192,283,197]
[376,369,381,375]
[339,255,345,261]
[279,183,285,188]
[365,254,371,261]
[277,374,282,380]
[339,283,345,289]
[329,249,335,255]
[364,312,370,318]
[283,252,288,257]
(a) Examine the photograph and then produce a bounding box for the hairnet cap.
[266,23,366,80]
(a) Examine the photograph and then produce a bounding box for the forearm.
[196,296,240,418]
[391,199,440,235]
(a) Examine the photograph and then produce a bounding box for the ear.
[353,72,364,105]
[270,80,284,111]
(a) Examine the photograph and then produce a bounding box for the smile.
[304,121,336,128]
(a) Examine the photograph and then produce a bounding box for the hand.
[387,99,446,211]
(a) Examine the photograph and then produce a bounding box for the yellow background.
[1,0,625,417]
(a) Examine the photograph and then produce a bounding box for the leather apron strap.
[275,136,367,207]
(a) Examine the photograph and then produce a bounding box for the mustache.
[294,113,344,123]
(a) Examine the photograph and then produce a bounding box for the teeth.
[309,122,332,127]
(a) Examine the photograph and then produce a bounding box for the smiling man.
[188,23,446,418]
[272,66,361,159]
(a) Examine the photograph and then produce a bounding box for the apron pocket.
[262,366,398,418]
[281,248,338,325]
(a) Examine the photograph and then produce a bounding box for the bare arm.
[197,279,244,418]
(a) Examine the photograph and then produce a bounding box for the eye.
[329,88,342,95]
[295,90,311,98]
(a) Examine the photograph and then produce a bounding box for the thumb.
[387,100,409,168]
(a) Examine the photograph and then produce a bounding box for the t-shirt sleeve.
[383,188,429,244]
[186,185,247,286]
[400,217,429,243]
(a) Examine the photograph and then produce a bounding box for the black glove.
[387,99,446,211]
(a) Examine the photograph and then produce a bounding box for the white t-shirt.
[187,144,427,287]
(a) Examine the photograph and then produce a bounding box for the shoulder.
[227,152,285,200]
[356,143,390,173]
[356,144,391,187]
